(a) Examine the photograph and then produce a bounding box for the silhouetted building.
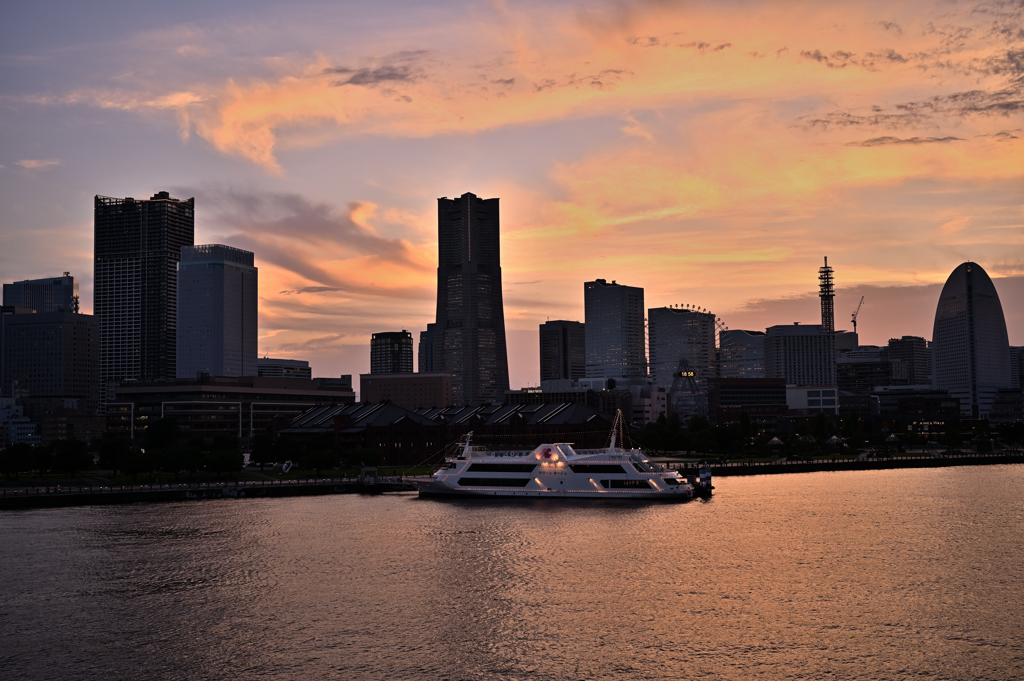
[257,358,312,379]
[3,274,79,313]
[1,311,99,411]
[177,245,258,379]
[418,324,436,373]
[1009,346,1022,389]
[764,323,836,386]
[370,331,414,374]
[888,336,931,386]
[106,375,355,441]
[360,372,452,409]
[648,307,715,390]
[539,320,586,383]
[432,193,510,405]
[932,262,1011,417]
[585,279,645,379]
[708,378,788,426]
[719,329,766,378]
[94,192,194,402]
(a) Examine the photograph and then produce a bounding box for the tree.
[0,442,34,479]
[251,426,276,470]
[99,438,131,474]
[209,433,243,478]
[53,438,93,476]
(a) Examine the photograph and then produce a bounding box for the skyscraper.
[932,262,1011,417]
[95,192,194,400]
[418,324,435,373]
[3,274,79,313]
[432,192,509,405]
[371,331,414,374]
[539,320,585,383]
[176,245,258,379]
[648,307,716,390]
[584,279,645,379]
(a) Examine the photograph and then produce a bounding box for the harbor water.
[2,465,1023,680]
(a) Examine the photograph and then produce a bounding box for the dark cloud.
[326,64,419,86]
[879,21,903,35]
[491,78,515,86]
[534,68,632,92]
[978,129,1021,139]
[865,48,907,63]
[800,49,856,69]
[847,135,963,147]
[713,43,732,52]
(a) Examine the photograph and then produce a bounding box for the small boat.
[410,412,694,500]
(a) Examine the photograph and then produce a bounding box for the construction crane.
[851,296,865,333]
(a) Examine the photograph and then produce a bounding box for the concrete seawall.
[0,478,416,511]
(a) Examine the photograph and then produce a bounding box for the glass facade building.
[584,279,645,379]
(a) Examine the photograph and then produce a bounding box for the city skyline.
[2,0,1022,389]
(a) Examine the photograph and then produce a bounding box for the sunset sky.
[2,0,1021,391]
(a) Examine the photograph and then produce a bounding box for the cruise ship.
[410,426,695,500]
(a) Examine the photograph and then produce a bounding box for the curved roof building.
[932,262,1011,417]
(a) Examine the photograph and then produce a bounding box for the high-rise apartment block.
[887,336,931,386]
[3,274,79,313]
[371,331,414,374]
[94,192,194,399]
[764,323,837,386]
[432,193,510,405]
[418,323,435,373]
[176,245,258,379]
[932,262,1010,417]
[257,358,311,379]
[648,307,716,390]
[584,279,645,379]
[539,320,585,383]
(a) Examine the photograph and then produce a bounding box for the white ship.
[411,416,694,500]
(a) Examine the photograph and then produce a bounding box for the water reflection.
[2,466,1023,680]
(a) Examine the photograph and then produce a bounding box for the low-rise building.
[359,372,453,409]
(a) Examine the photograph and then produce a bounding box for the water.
[2,466,1023,680]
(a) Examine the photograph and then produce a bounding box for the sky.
[1,0,1021,392]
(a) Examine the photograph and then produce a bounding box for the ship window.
[662,478,681,485]
[569,464,629,474]
[600,479,652,489]
[457,478,531,487]
[467,463,537,473]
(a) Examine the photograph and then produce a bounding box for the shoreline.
[1,453,1021,510]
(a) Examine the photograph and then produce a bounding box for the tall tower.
[176,244,258,379]
[819,256,834,334]
[432,192,510,405]
[584,279,646,379]
[95,192,194,401]
[932,262,1010,417]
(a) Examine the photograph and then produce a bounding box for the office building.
[370,331,414,374]
[932,262,1011,417]
[94,192,194,400]
[257,358,312,379]
[719,329,766,378]
[1,311,99,409]
[648,307,715,390]
[359,372,452,410]
[3,274,79,313]
[539,320,585,383]
[887,336,931,386]
[1009,346,1022,389]
[176,245,258,379]
[764,323,837,386]
[418,324,436,373]
[432,192,510,405]
[584,279,645,379]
